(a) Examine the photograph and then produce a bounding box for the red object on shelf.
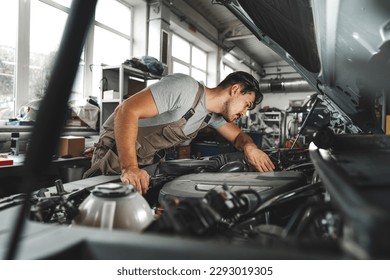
[0,158,14,166]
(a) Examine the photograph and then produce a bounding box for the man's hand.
[114,88,158,195]
[216,123,276,173]
[120,166,150,194]
[243,144,275,172]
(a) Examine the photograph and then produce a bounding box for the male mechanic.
[84,71,275,193]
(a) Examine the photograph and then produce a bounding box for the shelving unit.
[100,64,161,128]
[259,111,284,149]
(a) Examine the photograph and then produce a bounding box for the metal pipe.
[260,78,314,93]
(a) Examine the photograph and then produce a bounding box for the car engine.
[0,146,349,258]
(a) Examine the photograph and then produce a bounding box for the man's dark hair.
[218,71,263,109]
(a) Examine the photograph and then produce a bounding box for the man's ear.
[230,84,241,96]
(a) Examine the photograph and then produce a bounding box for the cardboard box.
[58,136,85,157]
[178,145,191,159]
[386,115,390,135]
[103,90,120,100]
[66,118,85,127]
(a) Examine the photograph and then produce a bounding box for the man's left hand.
[243,144,275,172]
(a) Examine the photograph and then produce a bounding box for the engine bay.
[0,146,345,259]
[1,132,390,260]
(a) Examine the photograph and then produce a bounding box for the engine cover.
[159,171,307,203]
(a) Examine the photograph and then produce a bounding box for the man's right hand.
[120,166,150,194]
[114,88,158,195]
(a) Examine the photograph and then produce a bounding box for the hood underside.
[226,0,390,133]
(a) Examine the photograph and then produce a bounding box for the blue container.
[191,142,232,157]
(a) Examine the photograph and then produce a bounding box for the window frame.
[171,33,208,83]
[1,0,133,124]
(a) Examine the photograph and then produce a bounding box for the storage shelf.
[260,112,283,149]
[99,64,161,128]
[102,64,161,80]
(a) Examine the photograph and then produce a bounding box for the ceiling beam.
[225,34,255,41]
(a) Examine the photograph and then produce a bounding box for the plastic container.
[60,165,85,183]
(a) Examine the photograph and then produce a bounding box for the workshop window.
[172,61,190,75]
[0,0,133,122]
[0,1,17,120]
[191,46,207,82]
[172,34,207,83]
[222,64,235,79]
[92,0,132,98]
[95,0,131,37]
[192,46,207,70]
[29,0,68,101]
[172,35,190,63]
[29,0,86,103]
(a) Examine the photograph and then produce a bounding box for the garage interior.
[0,0,340,191]
[1,0,390,261]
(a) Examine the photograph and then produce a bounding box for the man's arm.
[114,88,159,193]
[215,122,275,172]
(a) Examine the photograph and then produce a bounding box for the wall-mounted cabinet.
[100,64,161,128]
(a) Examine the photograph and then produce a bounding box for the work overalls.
[83,83,211,178]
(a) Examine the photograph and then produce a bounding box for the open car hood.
[224,0,390,133]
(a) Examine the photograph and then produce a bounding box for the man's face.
[222,86,256,122]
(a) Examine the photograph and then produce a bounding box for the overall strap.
[197,113,212,131]
[182,82,204,121]
[203,113,212,124]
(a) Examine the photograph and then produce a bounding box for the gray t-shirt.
[102,73,227,135]
[140,73,226,135]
